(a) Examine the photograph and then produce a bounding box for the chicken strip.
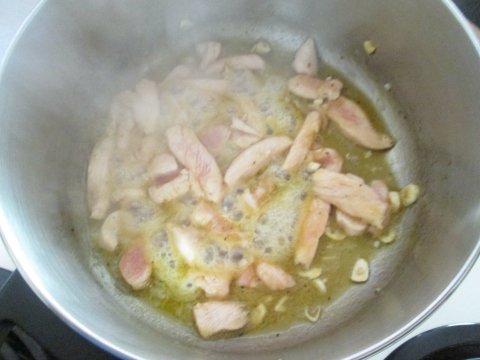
[196,41,222,70]
[236,264,261,288]
[311,148,343,172]
[224,136,292,187]
[148,153,180,184]
[295,196,330,268]
[119,246,152,290]
[198,124,232,155]
[335,210,367,236]
[327,96,394,150]
[148,169,190,204]
[87,136,114,220]
[193,301,248,338]
[256,262,296,290]
[288,75,343,101]
[293,38,318,76]
[166,125,223,203]
[313,169,388,228]
[283,111,322,172]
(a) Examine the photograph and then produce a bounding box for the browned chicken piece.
[256,262,296,290]
[283,111,322,172]
[87,136,114,220]
[196,41,222,70]
[236,264,261,288]
[148,169,190,204]
[147,153,180,185]
[288,75,343,102]
[193,301,248,338]
[335,210,367,236]
[327,96,394,150]
[119,246,152,290]
[293,38,318,76]
[313,169,389,228]
[194,273,232,299]
[166,125,223,203]
[311,148,343,172]
[224,136,292,187]
[226,54,266,71]
[198,124,232,155]
[295,196,330,268]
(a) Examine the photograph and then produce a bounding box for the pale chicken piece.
[119,246,152,290]
[295,196,330,268]
[109,91,135,150]
[198,124,232,155]
[203,59,227,76]
[88,136,114,220]
[148,169,190,204]
[226,54,266,71]
[166,125,223,203]
[293,38,318,76]
[190,202,243,240]
[241,178,275,210]
[233,96,268,137]
[162,64,195,83]
[255,262,296,290]
[224,136,293,187]
[187,78,230,93]
[148,153,180,184]
[193,301,248,338]
[231,130,261,148]
[370,180,389,202]
[111,188,146,204]
[283,111,322,172]
[311,148,343,172]
[288,75,343,101]
[99,211,121,252]
[236,264,261,288]
[135,135,161,164]
[335,210,367,236]
[313,169,389,228]
[168,225,199,266]
[196,41,222,70]
[231,116,262,137]
[131,79,161,135]
[327,96,394,150]
[194,273,232,299]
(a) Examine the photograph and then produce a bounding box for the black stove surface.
[0,269,116,360]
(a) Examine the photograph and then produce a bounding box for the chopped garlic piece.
[364,150,372,159]
[313,278,327,294]
[304,305,322,322]
[389,191,401,212]
[251,40,272,54]
[351,258,369,283]
[250,304,267,326]
[274,295,288,312]
[400,184,420,207]
[298,267,322,279]
[306,162,321,173]
[326,227,346,241]
[263,295,274,304]
[363,40,377,55]
[380,230,396,244]
[373,240,381,248]
[384,82,392,91]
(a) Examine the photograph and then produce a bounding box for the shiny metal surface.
[0,1,479,359]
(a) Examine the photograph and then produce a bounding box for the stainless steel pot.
[0,1,479,359]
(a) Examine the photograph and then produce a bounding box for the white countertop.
[1,1,480,359]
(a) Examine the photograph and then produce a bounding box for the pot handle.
[0,269,116,359]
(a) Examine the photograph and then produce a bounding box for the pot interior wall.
[0,1,479,359]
